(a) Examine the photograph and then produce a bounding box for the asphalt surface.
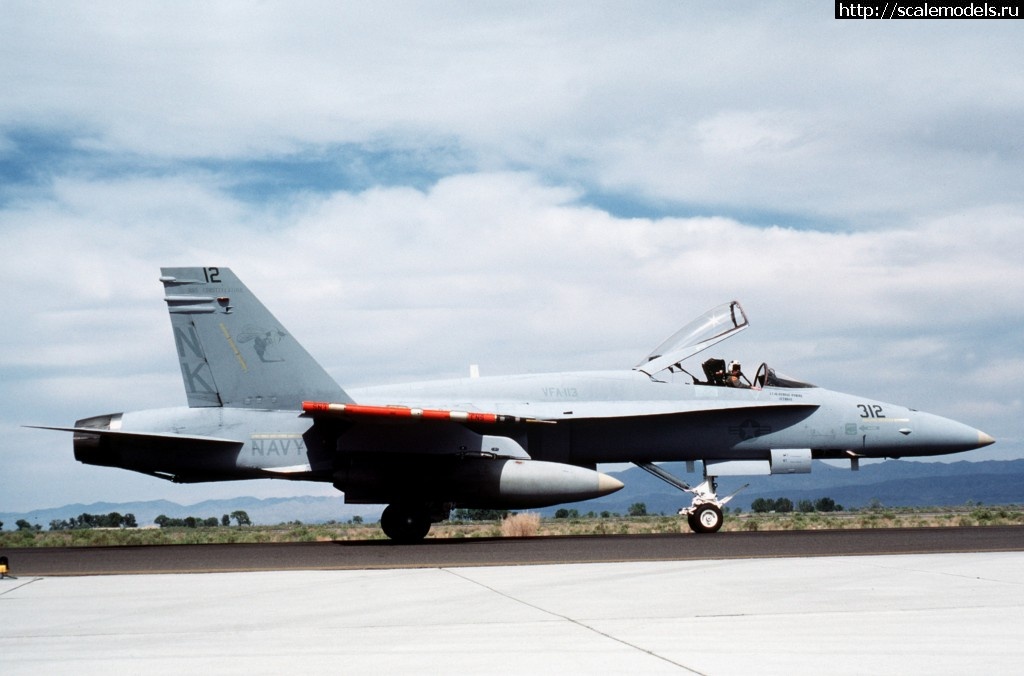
[4,526,1023,576]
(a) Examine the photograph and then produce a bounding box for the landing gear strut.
[634,462,747,534]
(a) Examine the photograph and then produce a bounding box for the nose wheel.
[635,462,746,534]
[687,503,724,533]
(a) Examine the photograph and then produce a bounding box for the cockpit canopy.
[635,301,748,376]
[634,300,816,389]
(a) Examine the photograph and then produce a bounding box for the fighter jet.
[36,267,995,541]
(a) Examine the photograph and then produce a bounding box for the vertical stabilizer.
[160,266,351,409]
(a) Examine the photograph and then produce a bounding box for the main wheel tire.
[691,504,723,534]
[380,504,431,543]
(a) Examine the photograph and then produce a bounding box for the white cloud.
[5,170,1019,387]
[3,4,1022,224]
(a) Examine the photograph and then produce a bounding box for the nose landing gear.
[634,462,747,534]
[687,500,724,534]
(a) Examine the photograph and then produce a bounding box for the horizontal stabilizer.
[302,401,554,425]
[30,425,247,481]
[261,463,315,474]
[28,426,244,449]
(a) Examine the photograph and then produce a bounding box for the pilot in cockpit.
[726,361,750,388]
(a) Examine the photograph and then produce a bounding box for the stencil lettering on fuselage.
[541,387,579,398]
[251,434,306,456]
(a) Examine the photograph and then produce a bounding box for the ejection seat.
[702,358,727,386]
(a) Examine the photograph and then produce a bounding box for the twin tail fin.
[161,266,351,410]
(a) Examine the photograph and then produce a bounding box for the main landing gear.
[634,462,747,534]
[379,502,453,543]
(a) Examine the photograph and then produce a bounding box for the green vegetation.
[450,508,509,521]
[49,512,138,530]
[0,522,389,547]
[1,504,1022,547]
[152,510,250,528]
[628,502,648,517]
[751,497,842,513]
[230,510,252,526]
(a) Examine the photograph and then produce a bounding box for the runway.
[4,529,1024,674]
[5,526,1023,576]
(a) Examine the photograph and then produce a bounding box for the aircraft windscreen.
[636,301,748,376]
[756,364,816,389]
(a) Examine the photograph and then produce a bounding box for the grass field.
[2,506,1023,548]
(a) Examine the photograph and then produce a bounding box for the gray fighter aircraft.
[37,267,995,541]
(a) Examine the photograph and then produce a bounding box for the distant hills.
[1,496,378,532]
[552,458,1024,517]
[3,459,1023,530]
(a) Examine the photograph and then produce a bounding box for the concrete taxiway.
[3,551,1022,675]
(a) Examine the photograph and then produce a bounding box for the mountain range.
[3,459,1022,529]
[556,458,1024,516]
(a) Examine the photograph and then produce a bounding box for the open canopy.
[635,301,749,376]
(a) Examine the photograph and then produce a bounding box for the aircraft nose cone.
[898,412,997,455]
[597,473,625,496]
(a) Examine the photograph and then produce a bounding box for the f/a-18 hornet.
[37,267,994,541]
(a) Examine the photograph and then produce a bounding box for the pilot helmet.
[729,361,741,371]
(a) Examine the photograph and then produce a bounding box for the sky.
[2,2,1022,513]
